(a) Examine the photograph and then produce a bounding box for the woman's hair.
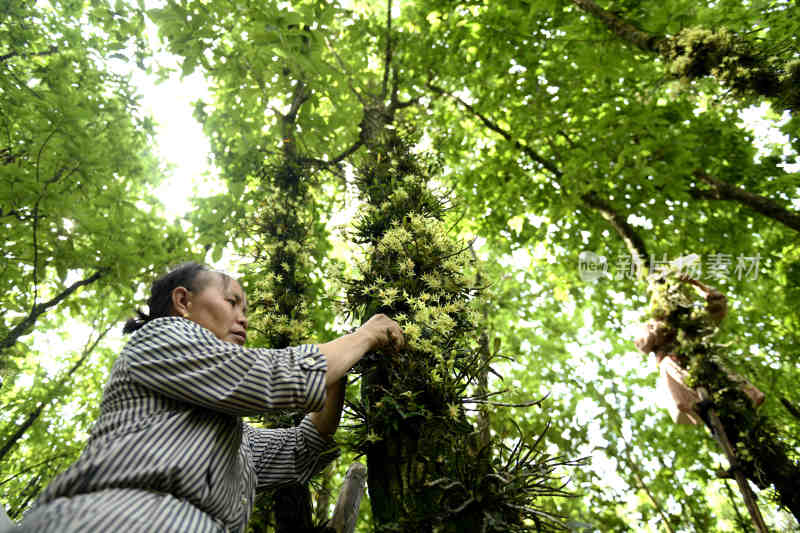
[123,262,215,334]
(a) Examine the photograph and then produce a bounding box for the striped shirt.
[12,317,338,532]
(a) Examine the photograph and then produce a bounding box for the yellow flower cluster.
[398,257,415,275]
[378,286,399,307]
[251,309,313,345]
[376,225,413,254]
[245,174,323,348]
[344,147,484,425]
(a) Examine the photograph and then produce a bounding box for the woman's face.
[174,273,249,345]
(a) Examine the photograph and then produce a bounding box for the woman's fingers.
[385,325,405,350]
[362,314,404,350]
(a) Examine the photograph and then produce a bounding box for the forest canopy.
[1,0,799,531]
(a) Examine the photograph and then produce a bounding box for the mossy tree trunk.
[689,356,800,521]
[349,119,489,531]
[343,99,582,531]
[245,82,330,533]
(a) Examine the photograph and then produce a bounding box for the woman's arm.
[125,314,402,418]
[310,314,403,436]
[244,418,340,489]
[125,318,328,416]
[310,379,346,437]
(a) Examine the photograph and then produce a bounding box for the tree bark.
[581,191,650,275]
[361,363,416,529]
[274,483,314,533]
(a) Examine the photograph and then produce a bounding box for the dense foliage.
[0,0,194,517]
[2,0,799,531]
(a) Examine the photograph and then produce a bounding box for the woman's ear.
[171,286,192,318]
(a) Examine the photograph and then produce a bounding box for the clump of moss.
[661,27,799,113]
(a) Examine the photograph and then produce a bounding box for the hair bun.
[122,310,150,334]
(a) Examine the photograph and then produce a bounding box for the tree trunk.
[362,363,420,529]
[274,483,314,533]
[641,272,800,524]
[244,79,324,533]
[695,387,768,533]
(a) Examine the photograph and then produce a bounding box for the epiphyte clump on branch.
[633,255,763,425]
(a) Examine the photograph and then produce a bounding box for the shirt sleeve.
[123,317,327,416]
[243,417,340,489]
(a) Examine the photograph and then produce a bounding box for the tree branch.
[323,36,366,106]
[279,81,311,161]
[570,0,663,52]
[722,480,753,532]
[0,46,59,64]
[381,0,393,101]
[571,0,799,113]
[617,443,676,533]
[0,319,114,462]
[0,208,26,221]
[428,82,650,271]
[30,200,41,308]
[694,387,769,533]
[35,128,59,184]
[691,171,800,232]
[1,147,25,165]
[286,81,310,125]
[780,397,800,421]
[581,191,650,274]
[427,83,562,178]
[0,270,106,354]
[0,453,71,488]
[566,3,798,234]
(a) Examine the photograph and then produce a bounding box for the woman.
[9,262,402,532]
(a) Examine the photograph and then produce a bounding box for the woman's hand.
[678,276,727,324]
[316,314,404,386]
[358,314,405,351]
